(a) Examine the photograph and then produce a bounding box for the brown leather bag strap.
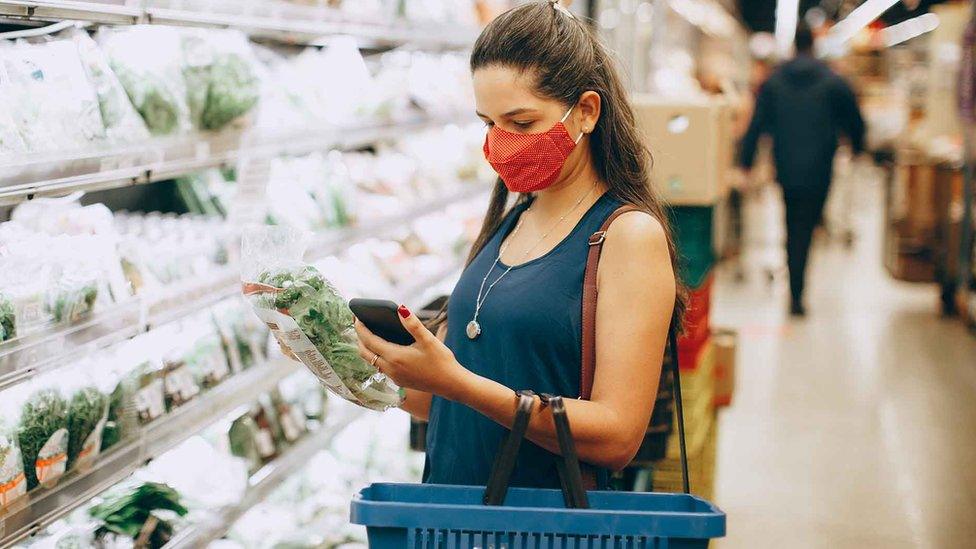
[580,205,642,400]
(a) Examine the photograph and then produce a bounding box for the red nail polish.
[398,305,411,318]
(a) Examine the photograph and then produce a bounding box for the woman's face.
[473,65,581,136]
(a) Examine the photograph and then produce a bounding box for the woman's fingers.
[354,320,401,360]
[396,304,434,345]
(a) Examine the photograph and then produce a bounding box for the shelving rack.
[162,403,368,549]
[0,182,487,394]
[0,0,479,48]
[0,258,467,548]
[0,2,481,545]
[0,358,298,546]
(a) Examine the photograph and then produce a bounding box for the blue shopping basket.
[351,394,726,548]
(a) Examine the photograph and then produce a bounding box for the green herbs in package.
[241,226,402,411]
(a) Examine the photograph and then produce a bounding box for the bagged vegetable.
[241,226,403,411]
[14,378,70,490]
[0,419,28,510]
[180,28,261,131]
[0,38,107,153]
[98,25,192,135]
[65,377,109,472]
[0,292,15,342]
[65,28,150,144]
[89,481,187,548]
[183,314,230,390]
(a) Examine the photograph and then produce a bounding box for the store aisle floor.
[710,176,976,549]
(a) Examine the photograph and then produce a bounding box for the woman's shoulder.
[603,206,668,253]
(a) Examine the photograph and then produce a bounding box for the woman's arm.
[355,213,674,470]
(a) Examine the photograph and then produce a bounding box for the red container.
[677,272,713,369]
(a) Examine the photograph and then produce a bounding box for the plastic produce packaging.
[63,362,109,472]
[10,374,70,490]
[0,419,27,510]
[0,38,107,153]
[241,226,403,411]
[98,25,192,135]
[180,28,261,131]
[65,28,151,144]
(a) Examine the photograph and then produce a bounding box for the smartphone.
[349,298,415,346]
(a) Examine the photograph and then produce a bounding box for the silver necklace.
[466,182,598,340]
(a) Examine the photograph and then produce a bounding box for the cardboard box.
[632,95,733,206]
[712,329,736,408]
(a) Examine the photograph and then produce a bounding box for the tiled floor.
[710,175,976,548]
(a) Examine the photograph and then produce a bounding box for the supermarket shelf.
[0,358,298,548]
[0,1,478,48]
[0,182,487,395]
[0,298,143,392]
[163,405,368,549]
[0,113,473,204]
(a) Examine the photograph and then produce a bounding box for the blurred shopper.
[739,23,865,317]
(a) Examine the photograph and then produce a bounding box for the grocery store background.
[0,0,974,548]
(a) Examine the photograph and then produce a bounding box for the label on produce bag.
[255,429,276,458]
[0,443,27,508]
[14,293,46,330]
[75,417,107,473]
[36,428,68,487]
[252,308,358,402]
[135,379,166,423]
[280,407,304,442]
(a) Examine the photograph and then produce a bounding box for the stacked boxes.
[652,341,719,500]
[632,95,734,206]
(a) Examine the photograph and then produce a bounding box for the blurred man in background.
[739,22,866,317]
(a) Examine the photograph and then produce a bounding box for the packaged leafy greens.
[89,481,188,548]
[97,25,192,135]
[0,292,15,342]
[180,29,261,131]
[66,385,109,472]
[242,226,403,411]
[13,377,70,490]
[182,314,230,390]
[65,28,150,144]
[0,416,27,510]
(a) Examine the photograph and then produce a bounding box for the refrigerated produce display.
[0,1,492,545]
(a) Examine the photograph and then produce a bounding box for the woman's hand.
[354,305,469,401]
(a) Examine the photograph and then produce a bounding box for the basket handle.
[483,392,589,509]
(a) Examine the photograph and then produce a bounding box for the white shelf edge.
[0,358,298,548]
[0,114,473,204]
[0,1,477,48]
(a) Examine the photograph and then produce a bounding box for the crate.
[712,329,737,408]
[652,417,719,501]
[669,206,716,289]
[678,273,713,356]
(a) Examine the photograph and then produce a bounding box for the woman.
[355,0,682,489]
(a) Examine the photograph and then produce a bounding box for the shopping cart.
[350,391,726,548]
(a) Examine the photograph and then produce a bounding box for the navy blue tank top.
[424,191,623,489]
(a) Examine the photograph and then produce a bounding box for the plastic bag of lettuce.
[241,226,402,411]
[181,28,261,131]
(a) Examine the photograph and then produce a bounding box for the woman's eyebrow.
[475,108,538,118]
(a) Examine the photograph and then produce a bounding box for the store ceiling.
[736,0,952,32]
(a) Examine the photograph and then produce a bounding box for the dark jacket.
[739,55,865,192]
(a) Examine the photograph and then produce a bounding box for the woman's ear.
[577,90,601,136]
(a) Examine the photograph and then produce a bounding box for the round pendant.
[466,320,482,340]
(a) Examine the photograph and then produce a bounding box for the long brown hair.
[439,1,685,330]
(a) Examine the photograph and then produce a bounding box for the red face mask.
[482,107,584,193]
